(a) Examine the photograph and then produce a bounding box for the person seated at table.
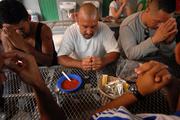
[57,3,120,71]
[118,0,180,76]
[109,0,137,19]
[0,50,66,120]
[0,0,57,66]
[1,50,178,120]
[119,0,176,61]
[137,0,148,11]
[109,0,128,19]
[1,39,180,119]
[93,36,180,120]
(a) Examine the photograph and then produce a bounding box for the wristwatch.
[128,84,144,100]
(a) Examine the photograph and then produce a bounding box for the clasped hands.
[152,18,178,45]
[134,61,171,96]
[81,56,104,71]
[0,26,28,52]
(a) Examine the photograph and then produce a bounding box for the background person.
[137,0,148,11]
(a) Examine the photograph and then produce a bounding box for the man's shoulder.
[67,23,78,30]
[110,1,116,7]
[97,22,112,34]
[62,23,79,41]
[65,23,78,34]
[121,12,141,28]
[98,22,109,28]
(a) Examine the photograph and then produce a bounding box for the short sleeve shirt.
[57,22,119,60]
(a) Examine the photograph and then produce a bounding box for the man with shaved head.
[57,3,119,71]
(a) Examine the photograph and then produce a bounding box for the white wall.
[22,0,41,15]
[57,0,103,20]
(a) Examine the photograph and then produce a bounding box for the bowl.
[98,75,129,99]
[56,74,83,93]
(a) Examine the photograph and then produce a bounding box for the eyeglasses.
[144,28,150,40]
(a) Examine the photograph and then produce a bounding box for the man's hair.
[158,0,175,13]
[148,0,176,13]
[0,0,29,24]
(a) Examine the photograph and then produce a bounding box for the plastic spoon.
[61,71,71,82]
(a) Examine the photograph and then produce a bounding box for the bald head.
[76,3,99,39]
[78,3,99,20]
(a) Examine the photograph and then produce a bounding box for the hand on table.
[3,50,42,87]
[81,56,105,71]
[91,56,104,70]
[81,56,92,71]
[135,61,170,82]
[135,61,171,96]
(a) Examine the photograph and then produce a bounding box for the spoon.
[61,71,71,82]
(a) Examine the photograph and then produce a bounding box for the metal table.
[1,66,111,120]
[1,66,170,120]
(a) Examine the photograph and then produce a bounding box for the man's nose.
[86,28,93,34]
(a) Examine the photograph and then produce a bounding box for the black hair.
[0,0,29,24]
[158,0,176,13]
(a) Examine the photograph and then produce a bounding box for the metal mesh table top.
[1,65,170,120]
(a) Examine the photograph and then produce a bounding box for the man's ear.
[72,12,78,22]
[145,7,150,13]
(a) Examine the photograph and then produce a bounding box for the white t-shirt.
[109,1,119,16]
[57,22,119,60]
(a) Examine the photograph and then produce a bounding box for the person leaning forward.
[57,3,120,71]
[0,0,57,66]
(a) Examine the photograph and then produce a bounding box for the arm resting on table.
[102,52,119,67]
[58,55,82,69]
[33,78,66,120]
[95,93,137,113]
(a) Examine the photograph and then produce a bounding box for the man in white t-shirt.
[57,3,120,71]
